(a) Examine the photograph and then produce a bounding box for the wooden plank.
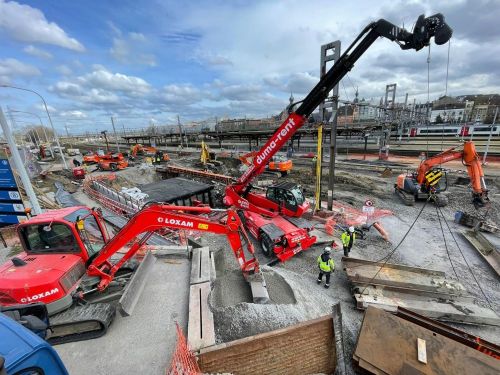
[190,247,211,285]
[187,282,215,351]
[354,286,500,326]
[343,257,466,295]
[462,231,500,277]
[417,338,427,364]
[354,307,500,375]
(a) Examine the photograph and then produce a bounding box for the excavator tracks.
[394,187,415,206]
[48,303,116,345]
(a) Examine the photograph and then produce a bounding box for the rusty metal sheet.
[343,257,466,296]
[462,230,500,277]
[353,306,500,375]
[354,285,500,326]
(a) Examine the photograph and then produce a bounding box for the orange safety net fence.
[317,201,393,235]
[166,323,201,375]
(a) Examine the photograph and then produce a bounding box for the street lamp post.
[0,84,68,169]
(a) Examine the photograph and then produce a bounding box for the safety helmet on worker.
[324,246,331,254]
[348,226,355,233]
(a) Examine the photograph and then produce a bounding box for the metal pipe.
[0,84,68,169]
[482,106,498,165]
[111,116,120,153]
[0,107,42,214]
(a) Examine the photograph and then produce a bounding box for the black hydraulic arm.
[295,13,452,117]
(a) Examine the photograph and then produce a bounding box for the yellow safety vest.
[341,232,355,247]
[317,255,335,272]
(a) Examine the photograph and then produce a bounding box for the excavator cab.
[422,168,448,193]
[17,207,108,263]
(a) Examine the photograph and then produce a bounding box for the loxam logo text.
[255,118,296,165]
[21,288,59,303]
[157,217,194,228]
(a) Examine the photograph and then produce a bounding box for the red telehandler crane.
[0,204,266,344]
[395,141,489,207]
[223,13,453,262]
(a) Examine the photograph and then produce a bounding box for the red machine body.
[72,167,85,179]
[222,13,452,262]
[0,205,262,312]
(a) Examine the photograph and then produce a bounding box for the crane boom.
[224,14,452,214]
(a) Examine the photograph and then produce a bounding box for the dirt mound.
[210,269,296,308]
[209,267,339,343]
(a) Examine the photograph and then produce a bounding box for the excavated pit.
[210,269,296,307]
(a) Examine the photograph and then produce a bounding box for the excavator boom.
[85,204,267,301]
[397,141,489,208]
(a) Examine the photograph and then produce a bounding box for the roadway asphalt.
[55,258,190,375]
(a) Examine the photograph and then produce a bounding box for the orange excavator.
[97,153,128,171]
[395,141,489,208]
[239,152,293,176]
[130,144,158,158]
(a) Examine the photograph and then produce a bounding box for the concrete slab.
[462,230,500,277]
[310,229,337,246]
[55,258,190,375]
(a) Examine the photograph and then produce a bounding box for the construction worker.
[341,226,356,257]
[317,247,335,289]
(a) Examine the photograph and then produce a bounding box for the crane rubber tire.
[260,232,275,257]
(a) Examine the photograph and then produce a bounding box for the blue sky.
[0,0,499,134]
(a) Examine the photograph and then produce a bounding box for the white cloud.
[56,65,72,76]
[110,29,157,66]
[0,58,40,83]
[34,103,57,113]
[50,66,150,106]
[157,84,206,105]
[264,72,318,94]
[23,45,53,59]
[60,110,87,118]
[78,68,151,94]
[0,0,84,51]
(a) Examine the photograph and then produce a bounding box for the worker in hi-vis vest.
[317,247,335,289]
[341,226,356,257]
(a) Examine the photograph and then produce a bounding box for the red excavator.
[395,141,489,208]
[223,13,452,262]
[0,204,267,344]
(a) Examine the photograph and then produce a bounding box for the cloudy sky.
[0,0,498,133]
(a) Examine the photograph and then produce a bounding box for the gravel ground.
[199,165,499,375]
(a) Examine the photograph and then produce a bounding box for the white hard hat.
[349,226,355,233]
[324,246,332,253]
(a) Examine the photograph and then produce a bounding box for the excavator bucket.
[245,272,270,304]
[118,251,157,316]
